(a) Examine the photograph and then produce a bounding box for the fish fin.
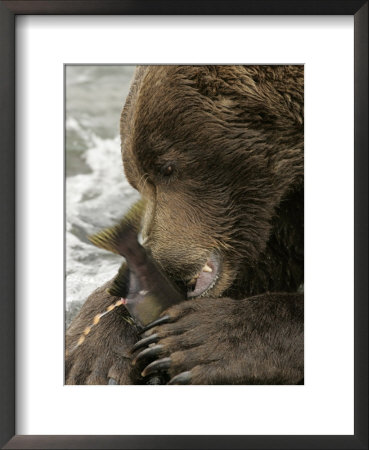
[89,199,145,255]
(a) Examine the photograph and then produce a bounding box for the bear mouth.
[186,253,221,298]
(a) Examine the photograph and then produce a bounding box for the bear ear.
[88,199,145,255]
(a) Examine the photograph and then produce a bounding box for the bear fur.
[66,65,304,385]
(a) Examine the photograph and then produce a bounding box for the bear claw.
[141,357,172,377]
[131,333,159,353]
[168,371,192,385]
[132,344,164,366]
[139,315,171,334]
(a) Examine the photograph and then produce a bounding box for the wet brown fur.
[66,65,304,385]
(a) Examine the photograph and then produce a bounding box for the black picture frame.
[0,1,367,449]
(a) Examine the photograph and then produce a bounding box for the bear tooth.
[202,263,212,273]
[189,274,200,284]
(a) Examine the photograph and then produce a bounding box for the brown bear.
[65,65,304,385]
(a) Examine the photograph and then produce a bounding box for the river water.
[65,65,139,325]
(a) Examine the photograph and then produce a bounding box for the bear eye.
[160,162,175,177]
